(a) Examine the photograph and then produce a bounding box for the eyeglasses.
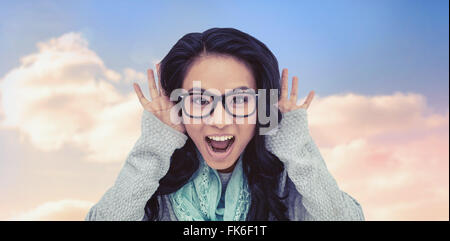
[179,89,258,118]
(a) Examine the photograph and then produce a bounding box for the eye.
[192,96,210,105]
[232,95,248,104]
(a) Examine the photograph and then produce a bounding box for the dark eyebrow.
[233,86,251,91]
[187,86,251,93]
[187,87,205,93]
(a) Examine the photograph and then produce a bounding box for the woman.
[85,27,364,221]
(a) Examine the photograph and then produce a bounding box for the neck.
[217,160,238,173]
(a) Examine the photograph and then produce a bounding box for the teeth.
[207,135,234,141]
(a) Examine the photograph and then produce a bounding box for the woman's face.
[181,55,257,173]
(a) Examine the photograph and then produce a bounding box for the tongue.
[210,140,230,149]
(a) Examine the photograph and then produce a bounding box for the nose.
[205,100,233,128]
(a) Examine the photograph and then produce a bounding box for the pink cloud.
[309,93,449,220]
[0,32,148,162]
[9,200,93,221]
[303,92,448,147]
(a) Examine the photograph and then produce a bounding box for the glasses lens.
[225,92,256,117]
[183,93,214,118]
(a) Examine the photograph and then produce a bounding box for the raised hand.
[278,68,315,113]
[133,64,186,134]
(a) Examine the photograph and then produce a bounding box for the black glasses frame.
[179,90,258,119]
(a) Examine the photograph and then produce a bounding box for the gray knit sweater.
[85,107,365,221]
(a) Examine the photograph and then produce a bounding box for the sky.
[0,0,448,220]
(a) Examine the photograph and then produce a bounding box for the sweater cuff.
[142,109,188,151]
[266,108,312,154]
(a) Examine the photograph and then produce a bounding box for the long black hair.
[144,27,288,220]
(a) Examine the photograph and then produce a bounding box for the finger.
[303,90,315,109]
[156,63,161,79]
[133,83,150,107]
[147,69,159,100]
[280,68,289,101]
[290,76,299,104]
[156,63,166,97]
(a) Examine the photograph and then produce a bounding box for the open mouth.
[205,135,235,153]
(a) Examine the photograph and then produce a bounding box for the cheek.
[248,113,257,125]
[238,123,256,142]
[184,122,205,145]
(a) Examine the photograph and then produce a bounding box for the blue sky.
[0,0,448,112]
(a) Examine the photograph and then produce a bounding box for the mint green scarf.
[169,147,251,221]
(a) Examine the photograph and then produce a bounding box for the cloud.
[123,68,146,83]
[0,32,144,162]
[305,93,449,220]
[321,132,448,220]
[304,92,449,147]
[9,200,93,221]
[0,91,4,121]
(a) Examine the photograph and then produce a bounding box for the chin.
[205,158,235,171]
[201,148,239,170]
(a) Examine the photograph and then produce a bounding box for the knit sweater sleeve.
[85,110,188,221]
[265,108,365,221]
